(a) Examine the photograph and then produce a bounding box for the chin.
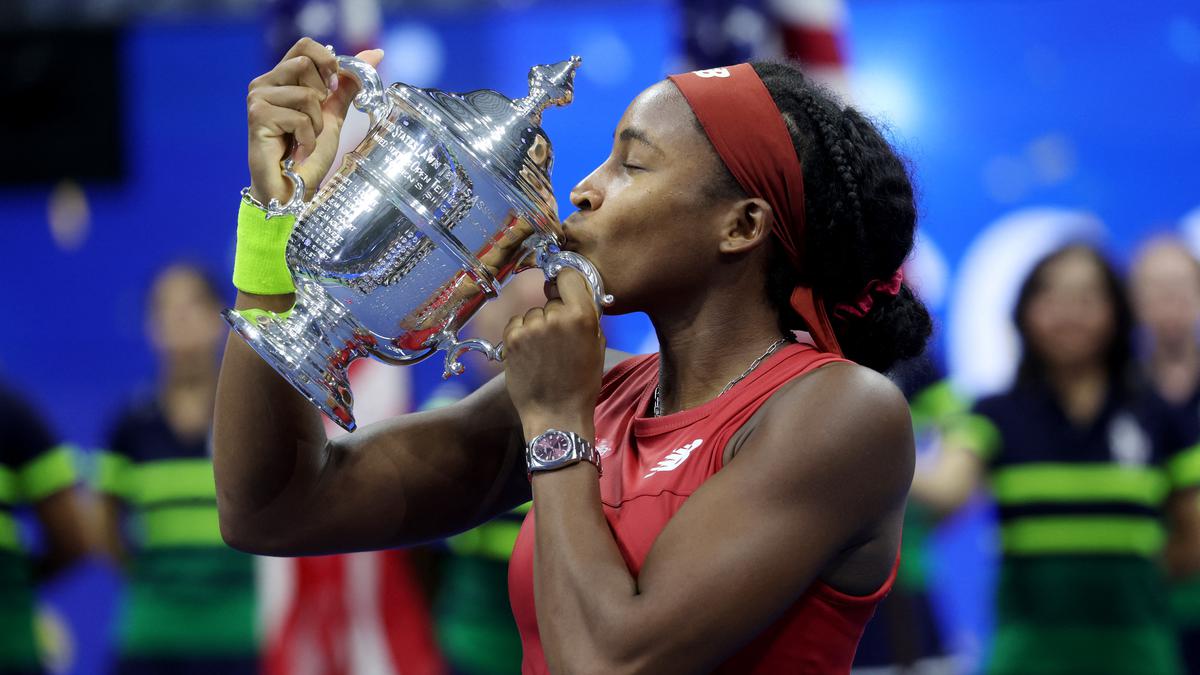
[577,256,615,295]
[602,284,656,317]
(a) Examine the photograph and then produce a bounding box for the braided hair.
[699,61,932,372]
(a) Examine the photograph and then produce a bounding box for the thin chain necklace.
[652,337,791,417]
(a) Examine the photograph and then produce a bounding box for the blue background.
[1,1,1198,672]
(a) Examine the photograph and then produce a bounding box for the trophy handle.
[528,236,615,310]
[427,238,611,379]
[265,49,393,219]
[334,53,392,129]
[431,330,505,379]
[265,156,308,219]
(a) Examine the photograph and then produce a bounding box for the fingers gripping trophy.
[229,39,612,431]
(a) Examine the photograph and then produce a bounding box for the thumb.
[326,48,386,121]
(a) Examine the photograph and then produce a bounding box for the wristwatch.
[526,429,602,477]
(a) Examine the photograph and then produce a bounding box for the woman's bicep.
[235,373,528,556]
[242,348,631,557]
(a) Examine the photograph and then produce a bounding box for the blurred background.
[1,0,1199,673]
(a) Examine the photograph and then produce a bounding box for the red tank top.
[508,343,899,674]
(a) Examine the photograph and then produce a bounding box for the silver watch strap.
[527,429,602,477]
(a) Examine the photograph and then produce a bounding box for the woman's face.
[1023,249,1116,371]
[147,268,225,359]
[562,81,736,314]
[1130,243,1200,348]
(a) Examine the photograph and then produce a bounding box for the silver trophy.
[223,53,612,431]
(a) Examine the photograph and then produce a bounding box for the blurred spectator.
[1130,238,1200,405]
[0,379,95,675]
[95,263,259,675]
[1130,238,1200,673]
[911,244,1200,674]
[422,269,546,675]
[854,356,962,675]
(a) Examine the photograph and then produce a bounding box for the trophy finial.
[517,56,582,123]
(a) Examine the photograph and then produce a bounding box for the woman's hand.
[246,37,385,205]
[503,269,605,441]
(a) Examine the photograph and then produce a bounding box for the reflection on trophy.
[223,52,612,431]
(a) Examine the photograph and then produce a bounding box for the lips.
[561,215,582,251]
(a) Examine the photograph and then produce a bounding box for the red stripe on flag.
[379,549,446,673]
[265,556,353,675]
[781,25,845,67]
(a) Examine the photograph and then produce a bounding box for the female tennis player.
[215,38,931,673]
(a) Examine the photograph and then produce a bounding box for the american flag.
[680,0,851,99]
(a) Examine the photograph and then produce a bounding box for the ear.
[717,197,774,255]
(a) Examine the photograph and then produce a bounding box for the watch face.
[533,432,572,463]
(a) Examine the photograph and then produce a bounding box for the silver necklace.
[652,337,790,417]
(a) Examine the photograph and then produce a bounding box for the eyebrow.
[616,127,665,155]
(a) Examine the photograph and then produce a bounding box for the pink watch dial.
[533,432,572,463]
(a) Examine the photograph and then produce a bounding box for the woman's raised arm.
[213,299,530,556]
[213,37,532,556]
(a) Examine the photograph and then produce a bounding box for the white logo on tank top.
[1108,413,1150,467]
[644,439,704,478]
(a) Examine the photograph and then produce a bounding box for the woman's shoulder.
[737,360,914,525]
[777,359,908,415]
[762,361,913,462]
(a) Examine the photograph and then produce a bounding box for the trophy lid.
[514,56,581,124]
[388,57,582,228]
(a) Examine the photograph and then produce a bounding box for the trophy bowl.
[223,52,612,431]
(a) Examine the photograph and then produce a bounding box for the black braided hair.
[699,61,931,372]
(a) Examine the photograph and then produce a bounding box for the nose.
[569,167,603,212]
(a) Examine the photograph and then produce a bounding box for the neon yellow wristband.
[232,198,297,295]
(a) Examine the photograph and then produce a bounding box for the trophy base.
[223,278,376,432]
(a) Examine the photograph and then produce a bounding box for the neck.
[1045,361,1109,425]
[160,356,218,393]
[652,287,786,415]
[1147,337,1200,404]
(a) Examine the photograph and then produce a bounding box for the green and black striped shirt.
[97,398,256,659]
[953,381,1200,675]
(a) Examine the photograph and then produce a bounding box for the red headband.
[668,63,843,356]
